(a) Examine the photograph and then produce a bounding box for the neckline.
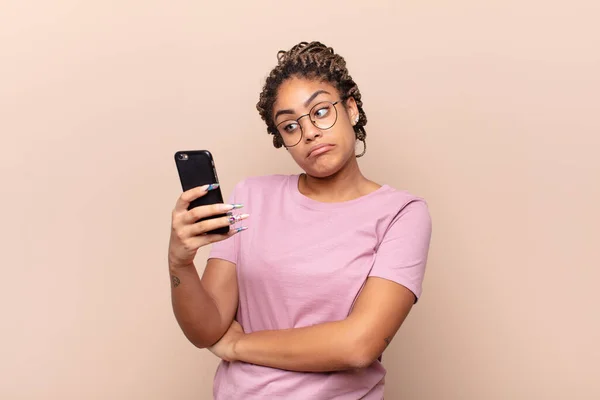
[288,174,392,211]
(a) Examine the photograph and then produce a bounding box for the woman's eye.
[283,123,298,133]
[314,107,330,118]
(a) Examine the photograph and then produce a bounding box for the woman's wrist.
[168,258,195,271]
[229,335,242,362]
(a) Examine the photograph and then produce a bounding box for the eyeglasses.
[275,100,341,148]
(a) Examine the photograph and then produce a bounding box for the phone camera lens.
[178,153,188,161]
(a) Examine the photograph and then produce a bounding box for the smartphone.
[174,150,230,235]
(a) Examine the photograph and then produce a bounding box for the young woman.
[168,41,432,399]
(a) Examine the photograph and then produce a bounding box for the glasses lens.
[275,101,339,147]
[277,120,302,147]
[310,102,337,130]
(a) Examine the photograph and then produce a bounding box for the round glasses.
[275,100,341,147]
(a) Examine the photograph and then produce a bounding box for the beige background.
[1,0,599,399]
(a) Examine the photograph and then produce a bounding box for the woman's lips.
[308,144,335,158]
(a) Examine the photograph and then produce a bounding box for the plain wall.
[1,1,599,399]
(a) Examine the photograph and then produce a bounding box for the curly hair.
[256,41,367,156]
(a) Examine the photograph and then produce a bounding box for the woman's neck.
[299,160,380,203]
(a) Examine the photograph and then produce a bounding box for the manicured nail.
[234,226,248,233]
[205,183,219,191]
[228,213,250,225]
[221,203,244,212]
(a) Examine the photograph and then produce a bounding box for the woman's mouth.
[307,144,335,158]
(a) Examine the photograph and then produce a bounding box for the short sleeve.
[207,184,240,265]
[369,199,432,302]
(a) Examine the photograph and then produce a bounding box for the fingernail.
[228,213,250,225]
[234,226,248,233]
[205,183,219,191]
[221,203,244,211]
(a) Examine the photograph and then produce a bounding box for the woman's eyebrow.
[274,90,331,120]
[303,90,331,108]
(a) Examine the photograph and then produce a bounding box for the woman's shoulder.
[373,183,427,206]
[371,184,431,222]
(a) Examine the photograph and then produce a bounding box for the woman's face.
[272,77,359,178]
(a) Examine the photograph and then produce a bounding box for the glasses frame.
[275,100,343,148]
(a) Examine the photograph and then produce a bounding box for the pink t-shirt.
[208,174,432,399]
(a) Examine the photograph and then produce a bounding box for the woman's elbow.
[344,336,383,369]
[181,325,224,349]
[347,351,381,370]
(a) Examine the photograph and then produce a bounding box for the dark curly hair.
[256,41,367,157]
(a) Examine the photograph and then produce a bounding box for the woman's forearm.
[169,263,223,348]
[232,320,369,372]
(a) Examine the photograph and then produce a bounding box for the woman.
[168,41,432,399]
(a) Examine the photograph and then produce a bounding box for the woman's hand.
[209,320,245,362]
[168,184,247,269]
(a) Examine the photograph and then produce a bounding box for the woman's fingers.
[182,203,244,225]
[182,222,249,250]
[203,225,249,244]
[174,183,220,213]
[168,184,249,267]
[186,213,250,236]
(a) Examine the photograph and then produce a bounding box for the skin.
[169,77,416,372]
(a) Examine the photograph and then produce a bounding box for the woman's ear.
[344,97,359,125]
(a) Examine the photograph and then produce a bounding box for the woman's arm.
[210,200,431,371]
[212,277,415,372]
[171,258,239,348]
[168,183,245,349]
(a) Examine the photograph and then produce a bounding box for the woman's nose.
[301,119,322,142]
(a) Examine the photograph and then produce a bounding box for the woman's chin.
[302,162,345,179]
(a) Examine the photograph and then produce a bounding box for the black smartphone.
[174,150,230,235]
